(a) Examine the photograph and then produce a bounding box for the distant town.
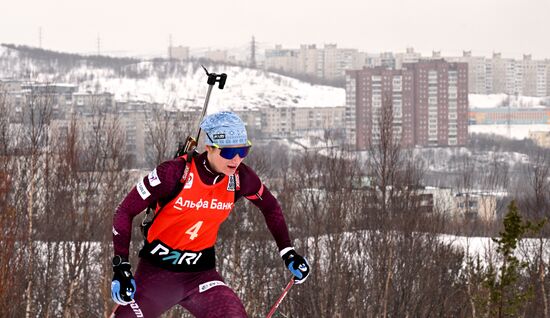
[2,43,549,157]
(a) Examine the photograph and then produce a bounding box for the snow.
[85,64,345,114]
[411,147,532,173]
[469,93,549,109]
[306,231,549,272]
[441,235,496,259]
[469,124,550,139]
[0,46,345,113]
[441,234,550,263]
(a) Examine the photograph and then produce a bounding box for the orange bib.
[146,160,235,251]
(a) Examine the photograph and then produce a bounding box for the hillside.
[0,44,345,113]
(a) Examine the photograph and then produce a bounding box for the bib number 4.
[185,221,203,240]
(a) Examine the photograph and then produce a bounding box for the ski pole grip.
[207,74,217,86]
[206,73,227,89]
[218,73,227,89]
[202,65,227,89]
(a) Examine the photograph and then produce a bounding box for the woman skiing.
[111,111,310,317]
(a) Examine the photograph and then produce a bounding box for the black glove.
[111,256,136,305]
[282,249,310,284]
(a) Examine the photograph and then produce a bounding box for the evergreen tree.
[483,200,543,317]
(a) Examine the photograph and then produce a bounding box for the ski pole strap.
[266,278,295,318]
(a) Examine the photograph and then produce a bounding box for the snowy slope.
[469,124,550,139]
[0,46,345,114]
[85,64,345,114]
[469,93,549,108]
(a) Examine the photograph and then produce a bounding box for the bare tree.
[144,107,197,166]
[19,84,54,318]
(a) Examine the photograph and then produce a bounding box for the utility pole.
[97,34,101,56]
[169,34,173,60]
[250,36,256,68]
[38,27,42,48]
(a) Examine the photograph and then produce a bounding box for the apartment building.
[366,52,396,69]
[72,92,115,114]
[264,45,299,73]
[345,74,357,144]
[454,192,497,222]
[260,105,345,138]
[409,60,469,146]
[168,46,190,61]
[447,51,490,94]
[522,54,548,97]
[265,44,366,80]
[346,60,468,149]
[448,52,549,97]
[322,44,359,80]
[204,50,228,63]
[7,83,78,122]
[346,67,415,149]
[395,47,421,69]
[391,51,549,97]
[298,44,322,77]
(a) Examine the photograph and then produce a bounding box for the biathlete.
[111,111,310,317]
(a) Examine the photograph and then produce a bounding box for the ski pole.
[194,65,227,143]
[266,278,295,318]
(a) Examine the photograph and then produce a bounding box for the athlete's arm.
[112,159,184,259]
[238,164,311,284]
[236,164,292,252]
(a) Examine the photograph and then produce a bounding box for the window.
[392,76,402,92]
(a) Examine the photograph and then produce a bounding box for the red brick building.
[346,60,468,149]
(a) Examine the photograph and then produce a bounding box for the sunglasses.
[217,145,251,160]
[206,133,252,159]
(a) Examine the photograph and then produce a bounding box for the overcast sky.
[1,0,549,59]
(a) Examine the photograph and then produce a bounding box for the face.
[206,145,246,176]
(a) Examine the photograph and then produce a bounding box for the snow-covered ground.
[441,234,550,263]
[0,47,345,114]
[469,93,549,108]
[306,231,549,269]
[469,124,550,139]
[87,64,346,114]
[411,146,531,172]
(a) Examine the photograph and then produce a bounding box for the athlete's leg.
[179,269,248,318]
[113,258,185,318]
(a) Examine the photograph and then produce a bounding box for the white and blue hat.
[200,111,248,147]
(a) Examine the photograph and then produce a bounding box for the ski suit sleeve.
[237,164,292,252]
[112,159,183,259]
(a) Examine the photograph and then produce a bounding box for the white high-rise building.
[446,51,489,94]
[322,44,359,80]
[264,45,299,73]
[395,47,422,69]
[265,44,367,81]
[522,54,548,97]
[168,46,189,61]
